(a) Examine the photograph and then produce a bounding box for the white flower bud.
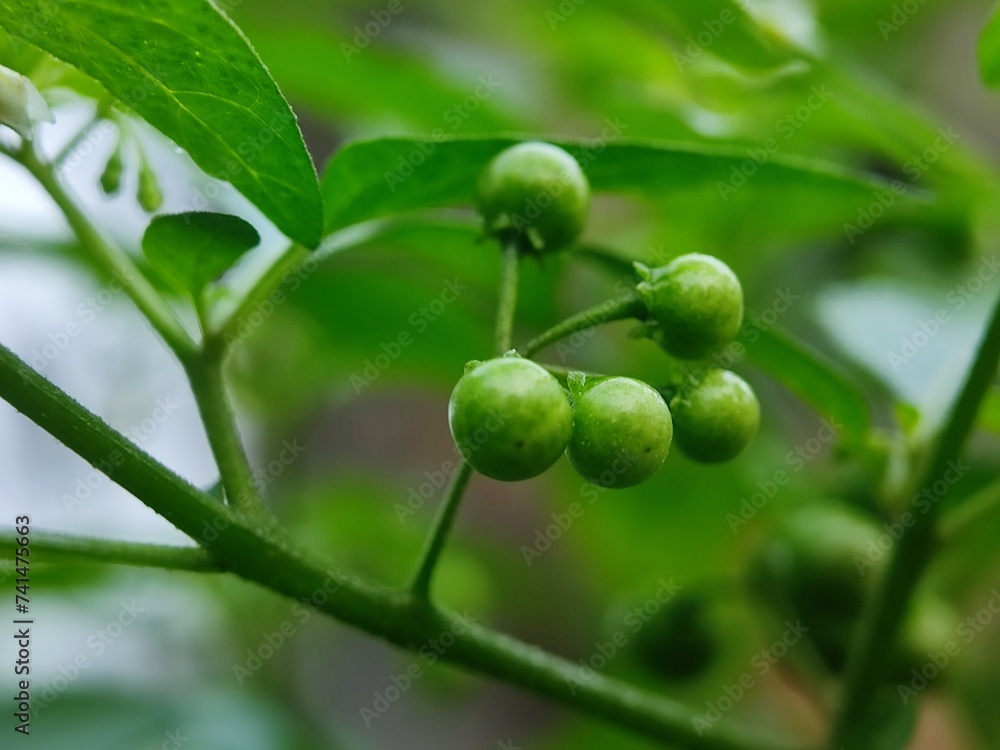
[0,63,55,139]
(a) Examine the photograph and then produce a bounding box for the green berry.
[448,357,572,482]
[567,376,672,488]
[636,254,743,360]
[670,369,759,463]
[748,502,884,672]
[631,591,718,681]
[476,142,590,253]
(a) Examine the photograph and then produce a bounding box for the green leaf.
[320,135,922,235]
[978,385,1000,436]
[142,212,259,298]
[613,0,802,70]
[745,326,871,446]
[0,0,322,246]
[980,4,1000,87]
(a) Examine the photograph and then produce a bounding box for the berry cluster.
[448,142,761,488]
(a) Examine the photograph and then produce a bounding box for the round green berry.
[448,358,572,482]
[476,142,590,253]
[636,254,744,360]
[631,591,718,681]
[567,377,673,489]
[748,502,885,672]
[670,369,759,463]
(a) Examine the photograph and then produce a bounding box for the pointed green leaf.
[321,135,923,236]
[745,326,871,446]
[142,212,259,298]
[0,0,322,246]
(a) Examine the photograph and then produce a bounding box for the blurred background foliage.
[1,0,1000,748]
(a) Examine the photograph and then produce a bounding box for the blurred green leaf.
[614,0,803,70]
[0,0,323,246]
[746,326,871,446]
[321,135,920,235]
[980,5,1000,87]
[979,386,1000,435]
[142,212,259,298]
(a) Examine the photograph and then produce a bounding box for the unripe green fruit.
[670,369,759,463]
[632,592,718,681]
[567,376,672,489]
[448,358,572,482]
[748,502,885,672]
[636,254,743,360]
[476,142,590,253]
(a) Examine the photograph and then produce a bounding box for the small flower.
[0,64,54,139]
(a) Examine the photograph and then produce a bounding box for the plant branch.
[184,344,272,524]
[0,527,217,572]
[11,144,197,362]
[0,340,800,750]
[521,294,645,358]
[829,291,1000,748]
[495,235,521,354]
[212,240,308,344]
[409,459,474,599]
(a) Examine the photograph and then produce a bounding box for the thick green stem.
[0,528,216,572]
[409,459,474,599]
[11,144,197,362]
[0,340,798,750]
[521,294,646,358]
[829,291,1000,748]
[494,236,521,355]
[185,344,272,524]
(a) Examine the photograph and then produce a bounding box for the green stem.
[11,144,197,362]
[51,116,103,170]
[495,236,521,355]
[0,528,216,572]
[212,241,309,344]
[0,340,798,750]
[409,459,474,599]
[829,291,1000,748]
[185,344,272,524]
[521,294,646,358]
